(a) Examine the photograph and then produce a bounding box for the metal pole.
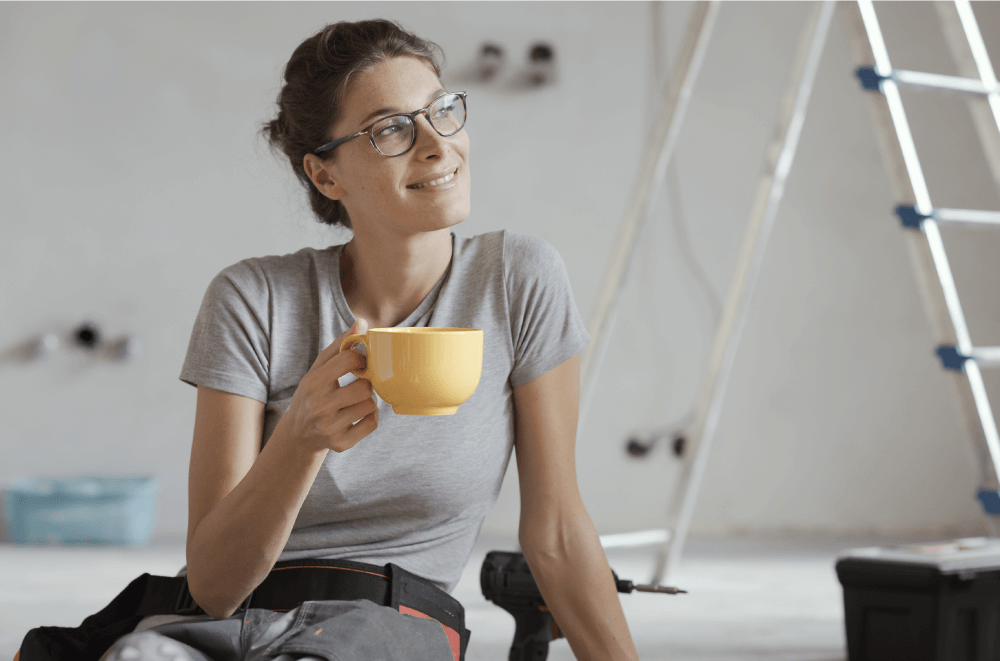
[652,1,836,584]
[579,1,720,430]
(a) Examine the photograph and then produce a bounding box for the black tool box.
[835,537,1000,661]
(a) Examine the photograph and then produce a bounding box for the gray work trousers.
[97,599,455,661]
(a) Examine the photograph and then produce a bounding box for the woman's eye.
[376,124,403,138]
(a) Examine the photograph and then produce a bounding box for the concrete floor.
[0,534,874,660]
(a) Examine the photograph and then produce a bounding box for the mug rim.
[365,327,482,334]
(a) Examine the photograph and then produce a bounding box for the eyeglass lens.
[371,94,466,156]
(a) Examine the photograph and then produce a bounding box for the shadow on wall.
[445,41,558,92]
[0,325,141,369]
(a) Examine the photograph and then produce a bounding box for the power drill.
[480,550,686,661]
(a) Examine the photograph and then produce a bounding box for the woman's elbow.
[186,568,240,620]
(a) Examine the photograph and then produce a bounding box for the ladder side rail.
[846,0,974,348]
[650,0,836,585]
[579,1,720,428]
[842,2,1000,499]
[933,0,1000,503]
[847,4,975,346]
[855,4,934,212]
[953,0,1000,137]
[955,363,1000,501]
[934,1,1000,201]
[841,6,959,344]
[926,220,1000,494]
[967,361,1000,474]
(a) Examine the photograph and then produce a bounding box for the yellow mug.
[339,327,484,415]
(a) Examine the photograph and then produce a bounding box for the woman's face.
[317,56,471,237]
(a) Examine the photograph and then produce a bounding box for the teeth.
[410,170,456,189]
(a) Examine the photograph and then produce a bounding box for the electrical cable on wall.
[667,164,722,326]
[628,2,723,459]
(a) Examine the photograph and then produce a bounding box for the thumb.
[337,317,367,341]
[312,318,371,370]
[337,317,369,352]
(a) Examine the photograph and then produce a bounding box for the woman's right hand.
[281,319,380,454]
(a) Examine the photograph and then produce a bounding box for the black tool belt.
[20,558,470,661]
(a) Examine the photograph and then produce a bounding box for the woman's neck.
[340,228,453,329]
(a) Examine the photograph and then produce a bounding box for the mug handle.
[339,333,371,380]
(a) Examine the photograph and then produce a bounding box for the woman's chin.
[428,200,471,230]
[425,215,466,234]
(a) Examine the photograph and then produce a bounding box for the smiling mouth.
[407,168,458,189]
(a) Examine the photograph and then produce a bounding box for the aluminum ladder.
[585,1,838,583]
[842,0,1000,527]
[590,0,1000,584]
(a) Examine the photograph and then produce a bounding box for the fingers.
[338,396,379,427]
[342,409,379,447]
[326,397,378,453]
[281,318,383,455]
[317,349,367,386]
[336,378,374,408]
[314,379,373,433]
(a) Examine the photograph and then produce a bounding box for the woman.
[19,18,640,661]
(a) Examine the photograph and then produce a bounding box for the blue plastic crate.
[2,475,159,545]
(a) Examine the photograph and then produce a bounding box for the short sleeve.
[179,261,270,402]
[505,232,591,387]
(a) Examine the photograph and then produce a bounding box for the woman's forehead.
[342,57,443,125]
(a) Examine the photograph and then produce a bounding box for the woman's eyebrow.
[360,106,396,125]
[359,88,448,126]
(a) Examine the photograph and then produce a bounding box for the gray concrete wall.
[1,2,997,541]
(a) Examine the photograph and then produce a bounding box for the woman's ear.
[303,153,344,201]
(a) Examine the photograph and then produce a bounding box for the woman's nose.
[412,113,450,159]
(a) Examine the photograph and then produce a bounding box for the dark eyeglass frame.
[313,91,468,158]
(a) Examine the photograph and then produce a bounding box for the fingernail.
[350,321,358,333]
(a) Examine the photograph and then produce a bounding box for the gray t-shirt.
[179,229,590,593]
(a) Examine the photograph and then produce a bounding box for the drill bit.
[634,584,687,594]
[614,576,687,594]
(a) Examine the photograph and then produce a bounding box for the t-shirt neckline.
[329,232,456,330]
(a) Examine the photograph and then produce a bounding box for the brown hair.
[261,19,444,229]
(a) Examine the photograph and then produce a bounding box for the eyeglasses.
[314,91,467,158]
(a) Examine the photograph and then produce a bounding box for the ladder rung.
[936,208,1000,227]
[895,205,1000,229]
[599,528,670,549]
[856,66,991,96]
[972,348,1000,368]
[894,69,989,95]
[938,346,1000,370]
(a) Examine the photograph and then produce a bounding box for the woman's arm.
[184,385,329,619]
[186,326,378,619]
[513,354,640,661]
